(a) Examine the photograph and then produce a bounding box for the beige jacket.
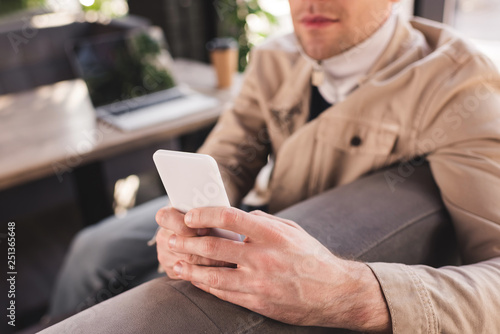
[199,16,500,333]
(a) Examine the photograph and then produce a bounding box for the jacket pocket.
[317,117,399,156]
[309,117,400,194]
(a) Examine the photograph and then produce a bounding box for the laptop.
[67,26,219,131]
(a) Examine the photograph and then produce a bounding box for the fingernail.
[197,228,209,236]
[169,235,177,248]
[173,263,182,275]
[185,212,193,226]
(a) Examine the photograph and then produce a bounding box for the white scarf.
[298,12,398,104]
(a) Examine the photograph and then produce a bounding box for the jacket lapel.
[268,56,312,135]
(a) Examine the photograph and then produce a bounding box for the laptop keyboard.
[107,93,221,131]
[104,89,185,116]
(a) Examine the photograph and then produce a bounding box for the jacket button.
[350,136,362,147]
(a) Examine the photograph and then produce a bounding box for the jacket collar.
[363,16,417,82]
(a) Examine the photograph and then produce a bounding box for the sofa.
[38,161,460,333]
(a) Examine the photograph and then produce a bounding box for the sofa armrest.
[277,161,460,267]
[40,162,459,334]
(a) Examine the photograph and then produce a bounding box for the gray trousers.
[49,196,169,317]
[44,163,459,333]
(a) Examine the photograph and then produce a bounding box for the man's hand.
[160,207,392,332]
[155,207,234,279]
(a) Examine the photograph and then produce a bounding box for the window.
[246,0,293,46]
[450,0,500,68]
[453,0,500,40]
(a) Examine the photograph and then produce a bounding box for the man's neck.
[299,11,398,104]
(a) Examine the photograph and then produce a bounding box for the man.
[48,0,500,332]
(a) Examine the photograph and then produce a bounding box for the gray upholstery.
[278,162,460,267]
[40,162,459,333]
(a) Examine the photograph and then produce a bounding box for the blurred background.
[0,0,499,87]
[0,0,498,333]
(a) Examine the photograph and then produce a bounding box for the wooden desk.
[0,59,241,192]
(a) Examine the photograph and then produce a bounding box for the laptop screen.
[71,27,177,108]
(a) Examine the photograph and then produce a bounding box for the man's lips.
[300,15,339,28]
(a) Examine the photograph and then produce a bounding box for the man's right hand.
[155,206,235,279]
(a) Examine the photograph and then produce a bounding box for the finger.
[160,247,232,268]
[156,248,181,280]
[175,261,250,293]
[156,207,198,236]
[157,229,234,268]
[164,267,182,280]
[178,251,236,267]
[158,251,233,281]
[184,207,279,241]
[169,234,246,265]
[157,249,183,279]
[250,210,305,232]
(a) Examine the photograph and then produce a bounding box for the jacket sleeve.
[368,57,500,333]
[197,51,272,206]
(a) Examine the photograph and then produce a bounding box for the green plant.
[80,0,105,12]
[80,0,128,18]
[215,0,278,71]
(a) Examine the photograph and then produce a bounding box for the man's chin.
[302,45,342,61]
[297,34,346,60]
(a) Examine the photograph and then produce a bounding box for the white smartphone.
[153,149,243,241]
